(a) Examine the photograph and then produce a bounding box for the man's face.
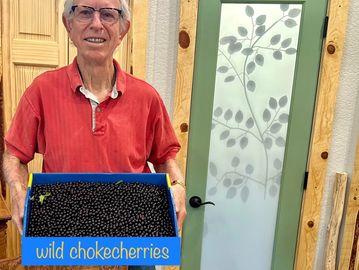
[64,0,128,64]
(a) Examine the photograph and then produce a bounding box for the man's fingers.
[13,217,23,236]
[176,210,186,231]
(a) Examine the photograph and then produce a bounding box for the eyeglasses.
[71,5,123,25]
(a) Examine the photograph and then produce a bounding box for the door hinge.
[323,16,329,38]
[303,171,309,190]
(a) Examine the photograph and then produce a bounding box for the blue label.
[22,237,181,266]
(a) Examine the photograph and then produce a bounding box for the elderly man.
[3,1,186,269]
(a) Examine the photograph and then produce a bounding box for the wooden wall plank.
[325,172,347,270]
[339,137,359,269]
[172,0,198,176]
[167,0,198,269]
[131,0,148,79]
[295,0,349,269]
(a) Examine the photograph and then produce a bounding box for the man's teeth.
[85,38,105,43]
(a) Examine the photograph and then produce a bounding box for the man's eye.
[101,11,116,19]
[79,10,93,17]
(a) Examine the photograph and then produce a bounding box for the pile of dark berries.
[27,181,176,237]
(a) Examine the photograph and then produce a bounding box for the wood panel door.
[2,0,68,257]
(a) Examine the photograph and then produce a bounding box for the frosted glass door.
[181,0,328,269]
[201,4,301,270]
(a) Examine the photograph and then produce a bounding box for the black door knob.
[189,196,215,208]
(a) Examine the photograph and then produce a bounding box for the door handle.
[189,196,215,208]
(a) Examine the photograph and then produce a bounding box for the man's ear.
[62,15,72,33]
[120,21,131,41]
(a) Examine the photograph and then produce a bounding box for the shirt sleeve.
[147,94,181,165]
[4,93,40,164]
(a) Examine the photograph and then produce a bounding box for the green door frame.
[181,0,328,269]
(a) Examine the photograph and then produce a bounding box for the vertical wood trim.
[131,0,148,80]
[339,137,359,269]
[324,172,347,270]
[168,1,198,270]
[295,0,349,269]
[172,0,198,176]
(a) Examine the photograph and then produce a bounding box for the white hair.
[63,0,130,27]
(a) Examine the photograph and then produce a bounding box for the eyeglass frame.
[70,5,123,24]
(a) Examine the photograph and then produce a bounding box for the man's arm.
[154,159,187,231]
[3,150,29,235]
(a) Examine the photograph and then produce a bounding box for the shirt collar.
[66,57,127,95]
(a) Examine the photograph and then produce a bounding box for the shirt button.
[96,107,101,112]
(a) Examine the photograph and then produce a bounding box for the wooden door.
[2,0,68,257]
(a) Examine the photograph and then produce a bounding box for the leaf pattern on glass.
[209,162,217,177]
[242,48,254,56]
[264,137,273,149]
[246,117,254,128]
[225,76,235,82]
[227,187,237,199]
[217,66,229,73]
[246,61,256,74]
[255,54,264,66]
[238,26,248,37]
[274,159,283,170]
[228,42,243,54]
[275,137,286,147]
[269,97,278,109]
[270,34,281,45]
[241,186,250,202]
[247,80,256,92]
[213,107,223,117]
[269,185,278,197]
[235,110,244,123]
[273,50,283,60]
[240,137,249,149]
[223,178,232,187]
[220,130,230,140]
[220,35,236,45]
[245,5,254,17]
[227,138,236,147]
[245,164,254,174]
[280,4,289,12]
[263,109,271,122]
[224,109,233,120]
[256,15,266,25]
[233,178,243,185]
[284,19,297,28]
[231,157,240,167]
[281,38,292,48]
[286,48,297,54]
[270,123,282,133]
[288,8,301,18]
[273,158,282,170]
[256,25,266,36]
[279,113,289,123]
[209,4,301,201]
[279,95,288,107]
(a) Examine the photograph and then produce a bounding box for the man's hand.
[154,159,187,232]
[9,181,27,235]
[3,151,29,235]
[171,183,186,231]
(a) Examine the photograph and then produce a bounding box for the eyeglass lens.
[73,6,121,24]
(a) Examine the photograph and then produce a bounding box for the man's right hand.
[3,151,29,236]
[9,181,27,235]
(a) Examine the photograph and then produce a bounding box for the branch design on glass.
[207,4,301,201]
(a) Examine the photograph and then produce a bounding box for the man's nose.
[89,12,104,28]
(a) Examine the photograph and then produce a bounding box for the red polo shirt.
[5,58,180,173]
